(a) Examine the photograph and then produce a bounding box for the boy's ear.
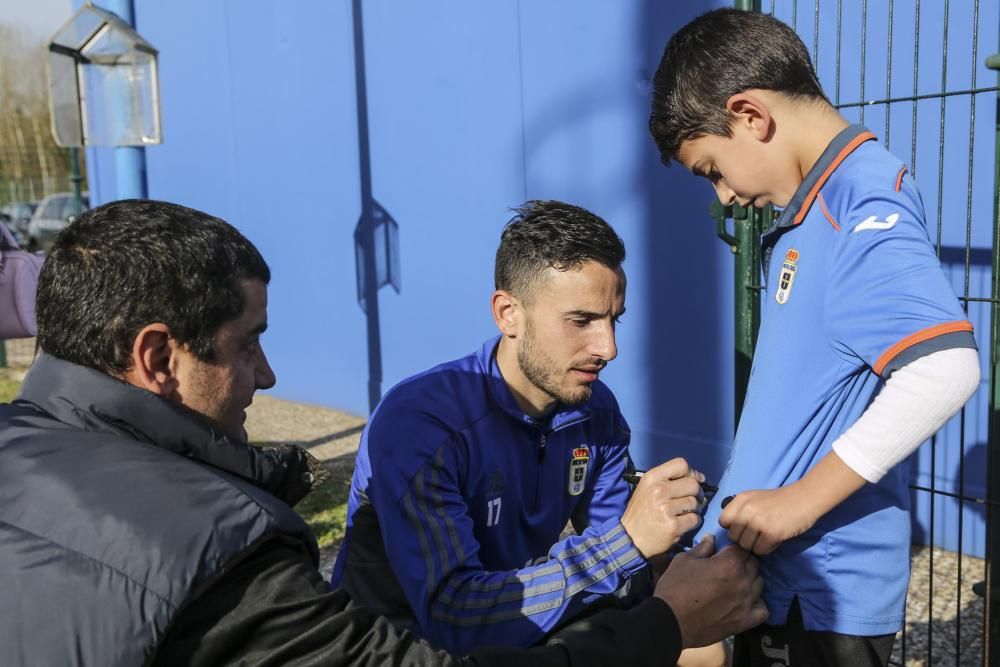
[492,290,522,339]
[725,92,773,141]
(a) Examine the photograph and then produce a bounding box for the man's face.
[677,127,793,209]
[514,261,626,412]
[174,279,275,442]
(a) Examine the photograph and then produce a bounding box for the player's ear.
[492,290,522,339]
[725,92,773,141]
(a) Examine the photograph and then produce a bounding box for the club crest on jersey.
[568,446,590,496]
[775,248,799,304]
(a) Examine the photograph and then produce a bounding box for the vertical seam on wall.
[223,0,241,219]
[515,0,528,201]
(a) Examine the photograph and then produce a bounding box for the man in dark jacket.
[0,199,766,666]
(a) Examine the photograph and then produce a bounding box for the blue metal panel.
[355,1,525,397]
[131,0,371,413]
[514,0,732,476]
[103,0,737,436]
[85,1,999,556]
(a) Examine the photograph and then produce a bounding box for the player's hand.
[718,484,817,555]
[621,457,704,558]
[655,535,768,648]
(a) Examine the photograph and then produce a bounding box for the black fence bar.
[751,2,996,665]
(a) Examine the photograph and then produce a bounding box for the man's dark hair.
[36,199,270,374]
[495,200,625,300]
[649,8,829,164]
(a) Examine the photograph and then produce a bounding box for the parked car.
[27,192,88,251]
[0,200,38,241]
[0,212,27,247]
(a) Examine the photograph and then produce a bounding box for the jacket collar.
[764,124,876,237]
[17,352,325,506]
[476,336,591,431]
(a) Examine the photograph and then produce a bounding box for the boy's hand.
[621,457,705,558]
[719,452,869,555]
[718,484,817,555]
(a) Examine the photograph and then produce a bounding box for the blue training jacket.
[331,336,645,654]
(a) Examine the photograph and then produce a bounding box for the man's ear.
[725,92,773,141]
[122,323,179,398]
[491,290,521,338]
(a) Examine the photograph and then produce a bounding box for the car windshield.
[2,203,35,218]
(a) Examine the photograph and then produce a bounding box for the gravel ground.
[2,339,992,663]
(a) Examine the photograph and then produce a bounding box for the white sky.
[1,0,75,41]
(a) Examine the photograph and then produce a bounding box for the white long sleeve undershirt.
[832,347,980,483]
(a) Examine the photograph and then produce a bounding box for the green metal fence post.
[725,0,764,426]
[984,48,1000,667]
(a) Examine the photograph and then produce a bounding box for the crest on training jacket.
[568,446,590,496]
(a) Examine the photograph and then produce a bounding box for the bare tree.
[0,23,81,205]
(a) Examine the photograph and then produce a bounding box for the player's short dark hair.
[36,199,270,374]
[649,8,828,164]
[494,200,625,301]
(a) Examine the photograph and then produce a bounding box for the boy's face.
[676,124,795,209]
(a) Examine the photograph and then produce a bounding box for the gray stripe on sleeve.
[402,490,437,585]
[440,561,563,597]
[431,596,565,626]
[882,330,978,377]
[436,579,566,610]
[429,447,467,564]
[414,466,452,575]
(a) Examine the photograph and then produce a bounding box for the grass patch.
[294,466,352,550]
[0,375,21,403]
[248,441,353,551]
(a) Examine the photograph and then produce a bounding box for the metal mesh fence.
[0,145,81,208]
[744,2,999,664]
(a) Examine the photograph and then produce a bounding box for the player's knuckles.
[651,457,687,480]
[674,477,700,498]
[679,513,700,532]
[665,457,691,476]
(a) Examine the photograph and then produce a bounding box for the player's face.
[677,128,793,209]
[515,261,625,412]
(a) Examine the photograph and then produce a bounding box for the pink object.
[0,221,44,339]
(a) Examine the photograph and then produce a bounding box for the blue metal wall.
[80,0,999,554]
[84,0,737,479]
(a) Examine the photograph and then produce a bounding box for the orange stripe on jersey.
[794,131,877,226]
[873,321,975,376]
[817,193,840,231]
[895,165,908,192]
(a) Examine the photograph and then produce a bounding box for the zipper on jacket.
[532,433,547,509]
[530,415,589,511]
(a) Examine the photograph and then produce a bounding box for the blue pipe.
[97,0,148,200]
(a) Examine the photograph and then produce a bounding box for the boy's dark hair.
[649,8,829,164]
[495,200,625,301]
[36,199,270,374]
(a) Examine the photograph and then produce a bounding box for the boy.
[648,9,979,666]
